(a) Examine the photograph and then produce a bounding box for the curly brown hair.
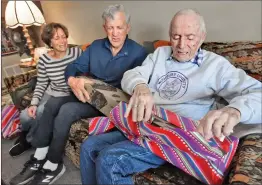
[41,22,69,48]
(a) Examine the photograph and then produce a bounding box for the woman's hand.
[27,105,37,119]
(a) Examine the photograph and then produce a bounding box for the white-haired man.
[80,9,261,184]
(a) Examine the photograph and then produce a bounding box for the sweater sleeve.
[31,58,49,106]
[121,52,155,95]
[215,61,262,124]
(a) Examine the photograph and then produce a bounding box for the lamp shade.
[5,1,45,29]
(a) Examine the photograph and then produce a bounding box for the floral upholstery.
[201,42,262,80]
[228,134,262,185]
[3,70,37,110]
[3,69,37,93]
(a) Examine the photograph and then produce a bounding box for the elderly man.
[10,4,147,185]
[80,9,261,184]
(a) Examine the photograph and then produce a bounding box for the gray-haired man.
[10,4,147,185]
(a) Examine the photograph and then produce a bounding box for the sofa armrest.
[10,77,36,110]
[4,70,37,110]
[3,69,37,93]
[228,133,262,185]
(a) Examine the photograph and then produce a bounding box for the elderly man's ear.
[200,32,206,44]
[126,24,131,33]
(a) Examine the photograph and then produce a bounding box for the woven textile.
[89,102,239,185]
[1,105,20,138]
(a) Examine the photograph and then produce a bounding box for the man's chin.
[111,42,124,49]
[174,57,189,63]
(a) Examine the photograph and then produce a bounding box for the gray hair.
[169,9,206,35]
[102,4,131,24]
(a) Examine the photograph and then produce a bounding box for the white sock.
[43,160,58,171]
[34,146,49,160]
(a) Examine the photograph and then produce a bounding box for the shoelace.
[20,157,37,174]
[37,168,51,174]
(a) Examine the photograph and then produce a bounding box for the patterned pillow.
[81,43,90,51]
[153,40,171,49]
[68,43,90,51]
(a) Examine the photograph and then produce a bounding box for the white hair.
[102,4,130,24]
[169,9,206,35]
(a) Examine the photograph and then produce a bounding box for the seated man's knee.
[96,147,121,168]
[80,136,102,158]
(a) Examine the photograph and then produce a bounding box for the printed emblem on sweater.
[157,71,188,100]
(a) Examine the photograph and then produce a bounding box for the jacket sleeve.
[65,46,91,83]
[121,52,156,95]
[215,61,262,124]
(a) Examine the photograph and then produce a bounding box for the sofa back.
[143,40,262,81]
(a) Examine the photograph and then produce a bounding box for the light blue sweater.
[122,46,262,124]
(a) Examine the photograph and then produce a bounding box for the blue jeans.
[80,131,165,185]
[20,93,51,132]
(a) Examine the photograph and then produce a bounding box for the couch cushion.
[153,40,171,49]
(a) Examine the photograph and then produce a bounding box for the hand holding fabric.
[197,107,241,141]
[125,84,154,122]
[68,77,93,103]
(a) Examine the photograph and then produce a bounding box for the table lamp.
[5,1,45,65]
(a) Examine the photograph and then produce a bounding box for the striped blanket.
[1,105,20,138]
[89,101,239,185]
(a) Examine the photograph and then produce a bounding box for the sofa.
[65,41,262,185]
[5,41,261,184]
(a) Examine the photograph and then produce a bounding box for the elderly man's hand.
[68,77,93,103]
[125,84,154,122]
[197,107,241,141]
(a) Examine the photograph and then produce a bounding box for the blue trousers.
[30,93,102,163]
[80,131,165,185]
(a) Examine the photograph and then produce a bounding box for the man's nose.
[112,29,118,36]
[178,39,185,49]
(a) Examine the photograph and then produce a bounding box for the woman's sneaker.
[9,131,32,157]
[9,155,45,185]
[28,163,66,185]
